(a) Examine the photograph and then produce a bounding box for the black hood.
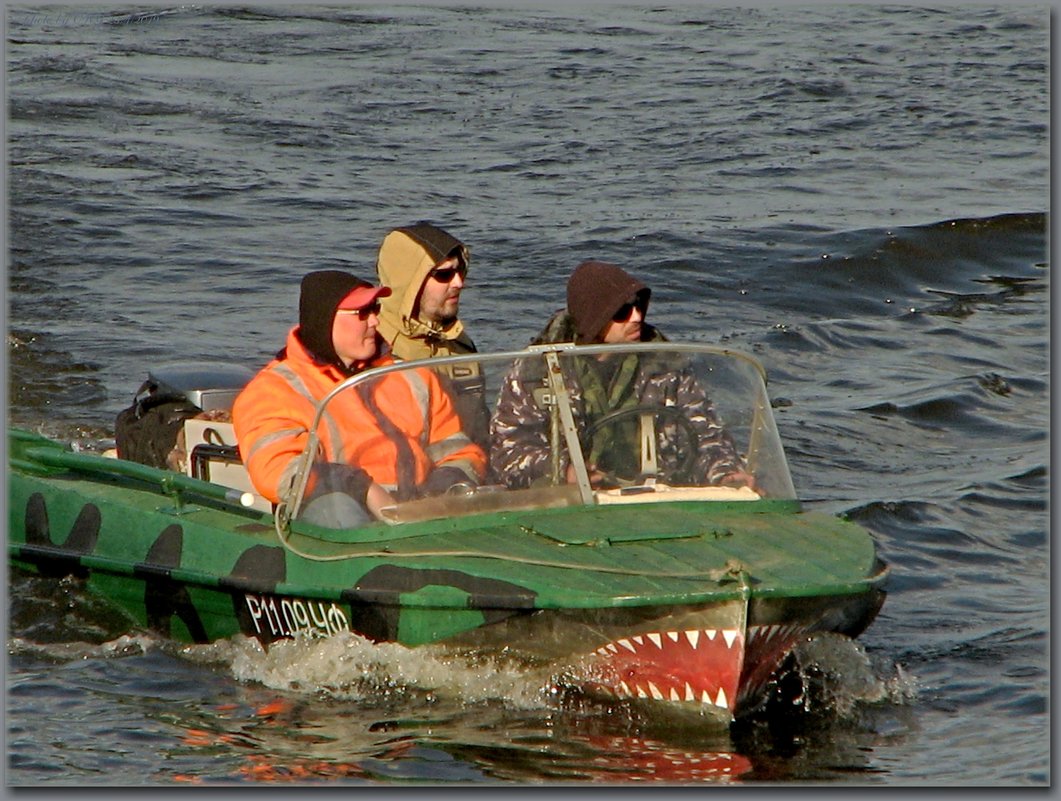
[296,270,373,371]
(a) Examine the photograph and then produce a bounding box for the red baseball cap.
[337,283,392,310]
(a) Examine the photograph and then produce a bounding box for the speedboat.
[8,342,887,722]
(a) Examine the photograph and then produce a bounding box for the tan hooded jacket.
[376,223,488,446]
[376,224,474,357]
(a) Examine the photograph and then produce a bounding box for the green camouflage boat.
[8,343,887,721]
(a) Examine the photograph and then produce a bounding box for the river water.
[5,4,1049,787]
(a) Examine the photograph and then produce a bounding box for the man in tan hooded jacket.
[375,222,488,447]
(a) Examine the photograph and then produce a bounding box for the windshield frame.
[278,342,792,528]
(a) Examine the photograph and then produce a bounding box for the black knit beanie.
[297,270,374,367]
[566,260,651,343]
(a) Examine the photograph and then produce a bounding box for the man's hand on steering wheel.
[716,468,759,492]
[565,461,616,489]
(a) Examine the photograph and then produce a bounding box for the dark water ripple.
[5,3,1048,787]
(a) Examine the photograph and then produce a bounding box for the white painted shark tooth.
[685,682,695,701]
[705,629,717,641]
[667,631,680,642]
[715,688,728,708]
[606,642,619,654]
[669,687,680,701]
[647,682,664,700]
[685,630,700,649]
[647,632,663,648]
[701,689,711,704]
[723,629,739,648]
[632,635,644,646]
[617,638,636,653]
[619,680,631,696]
[636,684,648,698]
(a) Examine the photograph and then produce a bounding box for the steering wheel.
[582,404,700,484]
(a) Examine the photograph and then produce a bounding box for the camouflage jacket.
[488,312,747,488]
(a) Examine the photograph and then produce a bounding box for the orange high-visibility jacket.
[233,327,486,504]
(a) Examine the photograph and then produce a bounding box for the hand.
[421,465,477,496]
[565,461,611,488]
[365,482,396,518]
[717,469,759,492]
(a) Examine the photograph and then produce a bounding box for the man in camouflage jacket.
[489,260,755,490]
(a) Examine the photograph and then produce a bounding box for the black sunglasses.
[336,301,381,321]
[612,300,647,322]
[429,264,468,283]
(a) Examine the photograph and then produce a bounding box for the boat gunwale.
[10,542,888,611]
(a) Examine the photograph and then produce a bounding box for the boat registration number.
[244,593,349,640]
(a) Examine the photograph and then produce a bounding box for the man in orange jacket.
[233,270,486,528]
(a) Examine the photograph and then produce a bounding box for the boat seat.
[182,418,271,512]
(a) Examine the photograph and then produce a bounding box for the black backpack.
[114,382,202,470]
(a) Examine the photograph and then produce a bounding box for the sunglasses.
[429,264,468,283]
[612,300,647,322]
[335,301,381,321]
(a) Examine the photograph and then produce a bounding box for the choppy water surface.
[6,4,1049,787]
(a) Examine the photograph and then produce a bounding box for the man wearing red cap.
[233,270,486,527]
[489,260,754,491]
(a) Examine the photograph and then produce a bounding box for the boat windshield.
[280,343,796,528]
